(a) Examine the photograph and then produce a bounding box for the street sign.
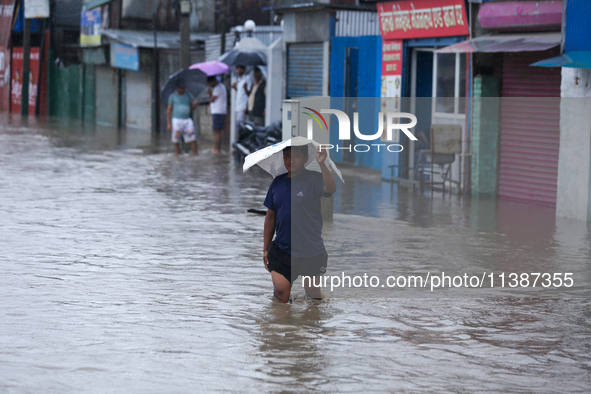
[111,43,139,71]
[24,0,49,19]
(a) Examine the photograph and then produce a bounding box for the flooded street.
[1,118,590,393]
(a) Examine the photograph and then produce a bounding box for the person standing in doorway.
[232,65,252,134]
[207,76,227,154]
[167,80,198,155]
[246,67,266,126]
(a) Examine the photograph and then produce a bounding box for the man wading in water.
[263,145,337,303]
[167,81,198,155]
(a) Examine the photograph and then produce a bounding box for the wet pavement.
[0,117,590,393]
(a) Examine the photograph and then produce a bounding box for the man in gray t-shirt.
[167,81,198,155]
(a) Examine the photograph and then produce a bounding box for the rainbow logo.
[303,107,328,131]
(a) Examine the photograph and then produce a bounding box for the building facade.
[446,0,564,206]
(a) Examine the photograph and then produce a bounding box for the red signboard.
[381,39,403,127]
[382,40,403,76]
[11,47,40,115]
[378,0,469,40]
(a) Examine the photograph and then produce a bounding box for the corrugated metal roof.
[205,34,239,62]
[266,2,374,13]
[230,26,283,47]
[230,25,283,33]
[335,10,379,37]
[565,0,591,52]
[100,29,211,49]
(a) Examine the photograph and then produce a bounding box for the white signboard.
[24,0,50,19]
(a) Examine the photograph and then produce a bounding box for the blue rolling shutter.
[287,43,324,98]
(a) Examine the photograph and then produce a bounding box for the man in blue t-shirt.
[263,145,337,303]
[167,81,198,155]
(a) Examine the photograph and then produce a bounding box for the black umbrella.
[219,49,267,66]
[161,68,208,104]
[219,36,268,66]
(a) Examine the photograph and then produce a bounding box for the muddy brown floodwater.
[1,117,590,393]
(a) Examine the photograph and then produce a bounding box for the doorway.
[409,48,434,178]
[343,46,359,163]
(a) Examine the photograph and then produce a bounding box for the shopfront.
[439,1,563,205]
[377,0,469,182]
[499,49,561,205]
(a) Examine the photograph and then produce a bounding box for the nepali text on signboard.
[111,43,139,71]
[80,8,101,46]
[381,40,403,76]
[378,0,469,40]
[381,40,403,142]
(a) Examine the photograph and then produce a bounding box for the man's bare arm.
[167,105,173,131]
[263,209,276,271]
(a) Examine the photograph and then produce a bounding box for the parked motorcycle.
[233,120,282,161]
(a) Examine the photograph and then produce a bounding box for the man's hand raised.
[316,146,327,165]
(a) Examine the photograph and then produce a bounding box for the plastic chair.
[417,124,462,194]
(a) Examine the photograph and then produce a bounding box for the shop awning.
[86,0,114,10]
[100,29,211,50]
[531,51,591,68]
[436,32,561,53]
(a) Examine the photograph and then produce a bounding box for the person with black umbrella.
[167,80,198,155]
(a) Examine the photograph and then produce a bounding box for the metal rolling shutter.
[499,49,561,205]
[286,43,324,98]
[96,66,119,126]
[125,71,152,130]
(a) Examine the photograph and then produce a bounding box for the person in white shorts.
[167,80,198,155]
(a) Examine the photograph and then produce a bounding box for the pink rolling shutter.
[499,49,561,205]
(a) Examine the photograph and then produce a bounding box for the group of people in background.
[167,65,266,155]
[233,65,266,129]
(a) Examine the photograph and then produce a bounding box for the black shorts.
[212,114,226,130]
[267,241,328,284]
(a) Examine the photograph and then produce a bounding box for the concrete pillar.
[470,76,500,196]
[21,18,31,116]
[230,70,236,151]
[266,37,284,126]
[556,68,591,222]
